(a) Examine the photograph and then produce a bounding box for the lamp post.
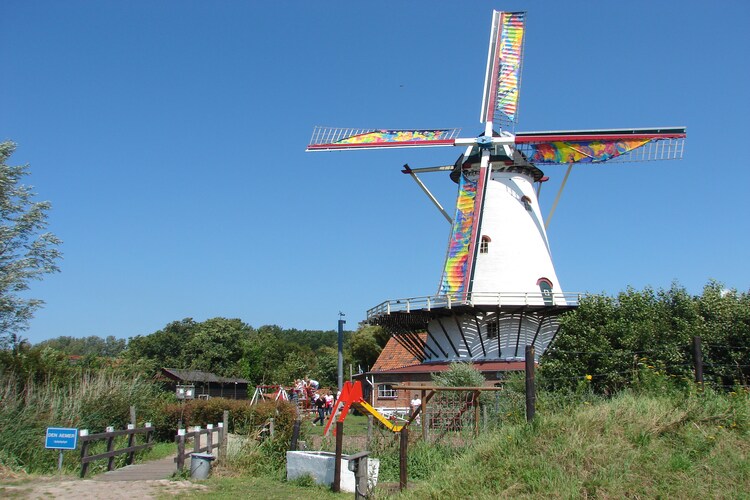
[338,312,346,391]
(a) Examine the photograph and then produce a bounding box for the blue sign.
[45,427,78,450]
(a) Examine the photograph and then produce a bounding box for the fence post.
[105,426,116,471]
[399,427,408,491]
[693,335,704,385]
[290,419,301,451]
[176,429,186,471]
[79,430,90,478]
[333,421,343,492]
[126,423,136,465]
[206,424,214,455]
[269,418,275,438]
[193,426,201,454]
[525,345,536,422]
[217,422,224,461]
[222,410,229,459]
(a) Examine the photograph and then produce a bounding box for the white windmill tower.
[307,11,686,364]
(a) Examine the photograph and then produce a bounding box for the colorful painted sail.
[306,127,461,151]
[520,138,652,164]
[482,11,526,125]
[440,174,477,297]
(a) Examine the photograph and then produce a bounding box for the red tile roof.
[371,335,425,372]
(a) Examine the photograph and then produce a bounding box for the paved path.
[92,455,177,482]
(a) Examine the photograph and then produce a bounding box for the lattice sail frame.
[481,11,526,128]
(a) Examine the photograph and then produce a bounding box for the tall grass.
[0,371,163,473]
[395,385,750,498]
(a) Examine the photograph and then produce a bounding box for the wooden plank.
[82,443,152,464]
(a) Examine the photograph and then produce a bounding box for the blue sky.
[3,1,749,344]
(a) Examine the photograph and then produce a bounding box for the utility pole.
[338,312,346,391]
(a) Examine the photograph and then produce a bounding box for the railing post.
[176,429,186,471]
[79,430,90,478]
[222,410,229,459]
[193,426,201,454]
[145,422,153,447]
[206,424,214,455]
[126,423,136,465]
[106,426,116,471]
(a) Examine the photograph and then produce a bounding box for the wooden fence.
[174,411,229,471]
[79,423,154,478]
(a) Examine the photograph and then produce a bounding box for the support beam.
[426,324,449,358]
[545,163,573,229]
[473,314,486,357]
[513,311,526,358]
[453,314,473,357]
[436,317,461,358]
[403,165,453,224]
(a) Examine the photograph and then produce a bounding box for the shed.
[160,368,249,399]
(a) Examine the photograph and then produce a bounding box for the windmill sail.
[515,128,686,165]
[481,11,526,126]
[307,127,461,151]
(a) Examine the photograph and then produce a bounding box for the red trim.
[307,140,456,150]
[515,133,685,143]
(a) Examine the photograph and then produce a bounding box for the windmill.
[306,11,686,364]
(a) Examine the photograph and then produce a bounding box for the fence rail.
[175,414,227,471]
[79,423,154,478]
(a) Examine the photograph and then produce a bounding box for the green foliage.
[152,398,297,443]
[0,371,162,473]
[347,325,383,372]
[431,362,486,387]
[539,282,750,394]
[0,141,62,346]
[34,335,126,357]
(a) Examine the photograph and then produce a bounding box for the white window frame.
[377,384,397,399]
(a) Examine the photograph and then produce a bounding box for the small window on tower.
[486,319,499,339]
[480,235,491,254]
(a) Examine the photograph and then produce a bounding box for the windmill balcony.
[366,291,581,320]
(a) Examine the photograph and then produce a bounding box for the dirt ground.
[0,475,207,499]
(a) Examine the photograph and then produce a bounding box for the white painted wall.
[471,168,563,301]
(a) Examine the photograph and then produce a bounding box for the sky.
[2,0,749,344]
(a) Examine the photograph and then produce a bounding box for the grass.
[395,389,750,499]
[173,382,750,499]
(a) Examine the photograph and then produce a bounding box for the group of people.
[292,377,319,404]
[311,391,335,425]
[292,377,337,425]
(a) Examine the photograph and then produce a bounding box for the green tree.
[0,142,62,347]
[347,325,383,372]
[125,318,197,372]
[539,282,750,393]
[36,335,126,357]
[184,317,251,376]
